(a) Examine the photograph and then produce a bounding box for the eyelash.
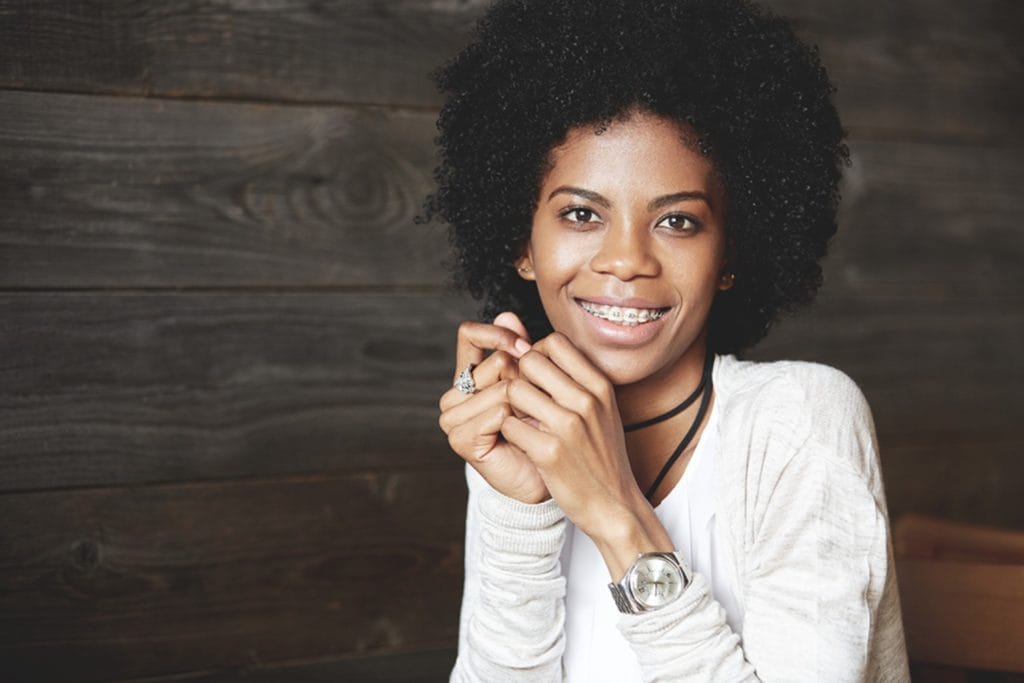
[656,214,702,233]
[559,206,601,226]
[558,206,702,234]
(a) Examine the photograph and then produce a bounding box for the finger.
[448,402,513,462]
[518,346,605,420]
[505,376,579,436]
[472,349,520,388]
[440,349,520,412]
[493,311,532,345]
[500,414,557,467]
[454,320,529,382]
[440,379,510,432]
[530,333,612,400]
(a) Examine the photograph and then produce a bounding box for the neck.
[614,333,711,426]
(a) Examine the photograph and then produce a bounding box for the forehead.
[542,112,717,196]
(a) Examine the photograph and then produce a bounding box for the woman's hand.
[438,312,550,504]
[500,332,673,578]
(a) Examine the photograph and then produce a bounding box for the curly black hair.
[422,0,848,355]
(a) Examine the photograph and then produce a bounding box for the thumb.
[493,311,532,345]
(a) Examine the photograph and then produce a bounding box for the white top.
[452,355,910,682]
[562,401,744,681]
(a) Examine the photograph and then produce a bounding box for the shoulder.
[713,355,882,498]
[715,354,868,418]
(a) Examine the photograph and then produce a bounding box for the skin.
[439,110,734,581]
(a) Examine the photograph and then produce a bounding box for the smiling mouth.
[577,300,669,327]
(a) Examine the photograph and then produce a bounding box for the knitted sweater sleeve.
[452,363,909,682]
[617,363,908,681]
[451,466,567,682]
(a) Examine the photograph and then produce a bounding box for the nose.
[589,223,660,281]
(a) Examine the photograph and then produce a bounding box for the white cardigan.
[452,355,911,682]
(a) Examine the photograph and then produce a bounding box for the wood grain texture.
[0,468,467,683]
[0,0,1019,142]
[0,90,446,288]
[897,558,1024,672]
[833,140,1024,299]
[145,648,457,682]
[0,0,487,108]
[3,288,1021,530]
[766,0,1024,143]
[0,292,476,493]
[3,95,1022,293]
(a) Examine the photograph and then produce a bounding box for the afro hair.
[423,0,848,354]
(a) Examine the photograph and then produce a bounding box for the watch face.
[630,554,684,609]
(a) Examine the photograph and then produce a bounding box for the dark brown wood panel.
[136,648,457,682]
[0,90,446,288]
[884,441,1024,531]
[0,467,467,683]
[0,1,1019,142]
[767,0,1024,143]
[3,96,1021,291]
[832,139,1024,298]
[0,0,485,108]
[3,289,1021,503]
[751,289,1024,439]
[0,292,476,493]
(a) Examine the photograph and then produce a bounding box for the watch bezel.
[629,552,686,609]
[608,551,690,614]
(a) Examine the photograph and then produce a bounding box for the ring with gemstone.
[454,364,478,395]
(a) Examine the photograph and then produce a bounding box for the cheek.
[532,230,594,281]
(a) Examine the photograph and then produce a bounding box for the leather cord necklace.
[624,350,715,501]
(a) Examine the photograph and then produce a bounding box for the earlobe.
[515,252,536,281]
[718,271,736,291]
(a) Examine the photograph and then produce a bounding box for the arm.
[502,339,907,680]
[619,369,908,681]
[451,466,567,682]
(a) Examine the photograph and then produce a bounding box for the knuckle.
[548,332,569,350]
[439,390,455,413]
[518,350,539,373]
[456,320,475,340]
[577,393,598,417]
[447,426,463,451]
[537,439,561,464]
[561,410,584,433]
[505,378,523,400]
[491,350,512,371]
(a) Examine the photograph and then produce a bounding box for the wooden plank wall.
[1,1,1021,680]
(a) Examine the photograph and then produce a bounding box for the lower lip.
[576,302,669,347]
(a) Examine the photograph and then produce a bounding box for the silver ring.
[454,364,477,395]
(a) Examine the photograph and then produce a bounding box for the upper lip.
[575,295,668,310]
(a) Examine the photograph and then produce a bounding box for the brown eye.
[561,207,601,224]
[657,214,700,233]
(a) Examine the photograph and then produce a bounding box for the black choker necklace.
[624,351,715,501]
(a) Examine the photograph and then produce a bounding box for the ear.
[718,271,736,291]
[717,242,736,291]
[514,246,536,281]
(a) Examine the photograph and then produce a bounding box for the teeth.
[579,301,666,326]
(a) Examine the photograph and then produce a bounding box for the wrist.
[591,497,674,581]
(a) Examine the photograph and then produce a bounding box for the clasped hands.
[438,312,648,543]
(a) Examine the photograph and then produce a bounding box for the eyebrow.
[547,186,712,211]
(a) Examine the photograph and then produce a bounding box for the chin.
[574,343,668,388]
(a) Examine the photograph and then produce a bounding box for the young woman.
[428,0,909,679]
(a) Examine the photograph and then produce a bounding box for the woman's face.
[517,110,730,387]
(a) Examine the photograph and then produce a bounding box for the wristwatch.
[608,551,690,614]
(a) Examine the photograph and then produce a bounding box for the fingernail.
[514,338,531,356]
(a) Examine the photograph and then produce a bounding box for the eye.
[656,213,701,234]
[559,206,602,225]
